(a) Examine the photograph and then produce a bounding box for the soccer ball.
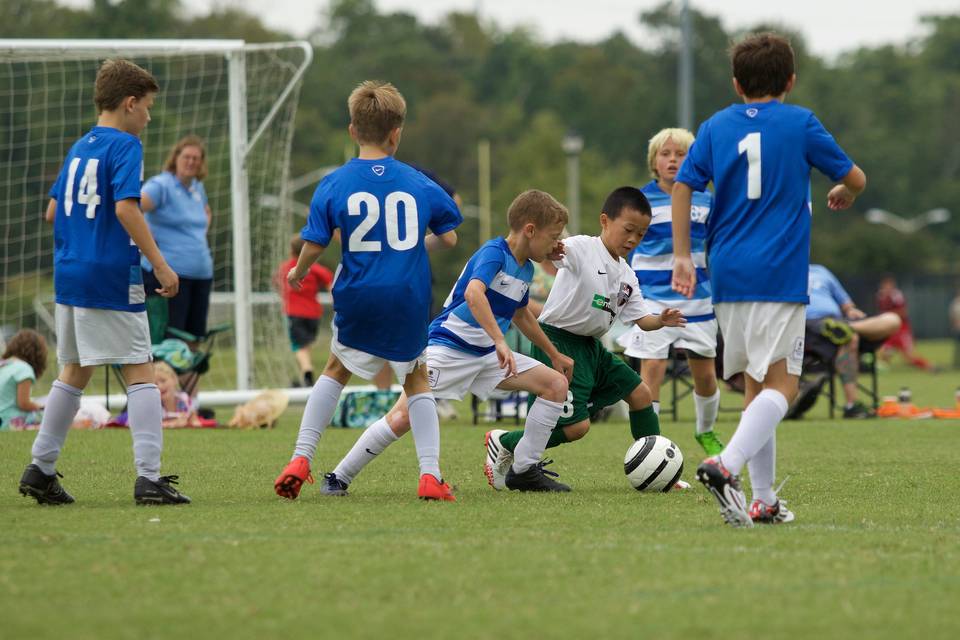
[624,435,684,492]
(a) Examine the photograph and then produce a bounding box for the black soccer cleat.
[696,457,752,528]
[319,472,349,496]
[19,464,75,505]
[134,475,191,505]
[505,459,571,492]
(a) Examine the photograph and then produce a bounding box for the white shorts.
[617,319,718,359]
[331,329,425,385]
[56,304,152,367]
[715,302,805,382]
[425,345,542,401]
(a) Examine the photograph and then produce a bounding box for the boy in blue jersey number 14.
[318,190,575,495]
[672,33,866,527]
[274,81,463,502]
[19,59,191,506]
[617,127,724,457]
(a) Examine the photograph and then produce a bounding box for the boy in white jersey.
[320,190,576,495]
[274,81,463,502]
[486,187,686,490]
[673,33,866,526]
[618,127,723,456]
[19,59,190,505]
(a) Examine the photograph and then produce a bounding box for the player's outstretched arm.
[44,198,56,224]
[636,308,687,331]
[425,229,458,252]
[287,240,325,290]
[670,182,696,298]
[827,164,866,210]
[116,198,179,298]
[464,279,517,377]
[512,306,573,381]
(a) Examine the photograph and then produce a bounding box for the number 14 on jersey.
[63,157,102,218]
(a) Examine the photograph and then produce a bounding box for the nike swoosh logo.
[499,280,509,285]
[597,270,607,275]
[365,448,378,456]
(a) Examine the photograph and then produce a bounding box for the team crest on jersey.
[746,108,759,118]
[616,282,633,307]
[372,165,385,176]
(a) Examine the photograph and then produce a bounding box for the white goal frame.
[0,39,313,390]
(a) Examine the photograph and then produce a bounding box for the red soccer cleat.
[418,474,456,502]
[274,456,314,499]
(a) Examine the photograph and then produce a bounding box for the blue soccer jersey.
[302,156,462,361]
[628,180,714,322]
[50,126,146,312]
[676,101,854,303]
[429,237,533,355]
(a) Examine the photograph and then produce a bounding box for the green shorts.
[529,323,641,427]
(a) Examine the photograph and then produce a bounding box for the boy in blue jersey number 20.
[672,33,866,527]
[319,190,575,495]
[274,81,463,502]
[19,59,191,506]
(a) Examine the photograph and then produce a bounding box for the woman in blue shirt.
[141,135,214,345]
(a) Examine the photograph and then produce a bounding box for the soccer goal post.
[0,39,312,392]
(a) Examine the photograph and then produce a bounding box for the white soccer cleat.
[484,429,512,491]
[672,479,691,491]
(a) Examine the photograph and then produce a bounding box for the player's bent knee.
[563,420,590,441]
[541,371,568,403]
[626,382,653,409]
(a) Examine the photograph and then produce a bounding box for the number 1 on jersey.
[738,132,761,200]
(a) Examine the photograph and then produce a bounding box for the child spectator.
[0,330,47,431]
[276,233,333,387]
[153,361,200,428]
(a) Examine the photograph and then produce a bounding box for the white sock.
[30,380,81,475]
[694,390,720,435]
[293,375,345,462]
[651,401,660,417]
[127,383,164,481]
[748,432,777,505]
[513,397,564,473]
[719,389,788,476]
[407,392,441,480]
[332,417,399,484]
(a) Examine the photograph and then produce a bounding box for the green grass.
[3,342,960,639]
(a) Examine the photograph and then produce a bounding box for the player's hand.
[495,339,517,378]
[154,264,179,298]
[550,352,574,382]
[827,185,857,210]
[546,241,565,262]
[671,256,696,299]
[846,307,866,320]
[287,267,304,291]
[660,308,687,328]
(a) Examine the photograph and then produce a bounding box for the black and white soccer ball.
[624,435,684,492]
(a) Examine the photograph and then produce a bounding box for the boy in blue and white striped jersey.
[617,128,724,456]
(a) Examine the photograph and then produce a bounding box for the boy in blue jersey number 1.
[274,81,463,502]
[617,127,724,456]
[319,190,575,495]
[486,187,688,490]
[672,33,866,527]
[19,59,191,506]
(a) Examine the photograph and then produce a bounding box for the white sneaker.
[672,479,691,491]
[436,398,458,421]
[484,429,512,491]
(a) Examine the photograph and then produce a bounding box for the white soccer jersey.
[538,235,652,338]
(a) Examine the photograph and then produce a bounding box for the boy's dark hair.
[730,33,795,98]
[3,329,47,379]
[94,59,159,113]
[507,189,569,231]
[290,233,305,256]
[602,187,651,219]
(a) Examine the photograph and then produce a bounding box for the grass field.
[3,342,959,639]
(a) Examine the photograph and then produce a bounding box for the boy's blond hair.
[647,128,695,180]
[348,81,406,146]
[163,135,208,180]
[94,59,159,113]
[507,190,569,231]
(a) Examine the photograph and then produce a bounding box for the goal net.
[0,40,312,392]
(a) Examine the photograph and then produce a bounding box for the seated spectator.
[154,361,201,428]
[807,264,901,418]
[0,330,47,431]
